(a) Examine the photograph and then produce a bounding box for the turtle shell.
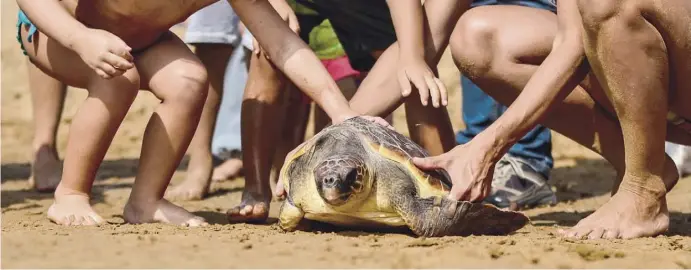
[340,117,452,193]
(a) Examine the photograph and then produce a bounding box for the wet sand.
[2,1,690,268]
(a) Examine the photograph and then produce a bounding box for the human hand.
[412,143,496,202]
[398,56,447,108]
[74,28,134,79]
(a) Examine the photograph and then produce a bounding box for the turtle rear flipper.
[396,196,529,237]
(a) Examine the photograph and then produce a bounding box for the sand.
[2,1,691,268]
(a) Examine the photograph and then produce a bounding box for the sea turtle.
[278,117,529,237]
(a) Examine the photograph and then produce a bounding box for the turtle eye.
[345,169,359,184]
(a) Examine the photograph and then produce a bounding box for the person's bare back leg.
[555,0,678,239]
[166,43,234,201]
[227,52,286,223]
[123,33,209,227]
[20,27,138,226]
[27,63,66,192]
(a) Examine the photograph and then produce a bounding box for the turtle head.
[314,156,371,207]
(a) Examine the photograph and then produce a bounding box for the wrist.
[67,27,89,53]
[471,128,513,163]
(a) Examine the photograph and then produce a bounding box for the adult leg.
[167,0,240,200]
[123,32,208,227]
[226,49,286,223]
[559,0,686,239]
[27,63,66,192]
[20,26,138,226]
[450,4,680,238]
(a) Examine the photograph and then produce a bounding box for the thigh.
[20,24,95,89]
[135,32,207,98]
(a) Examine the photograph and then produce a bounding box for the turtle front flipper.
[394,196,529,237]
[278,200,306,232]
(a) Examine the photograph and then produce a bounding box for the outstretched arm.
[386,0,447,107]
[471,0,588,160]
[413,1,589,201]
[228,0,357,123]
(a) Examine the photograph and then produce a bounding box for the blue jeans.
[456,76,553,177]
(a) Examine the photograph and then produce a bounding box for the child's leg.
[20,25,140,226]
[27,63,67,192]
[122,33,208,226]
[167,0,240,201]
[165,43,234,201]
[226,51,286,223]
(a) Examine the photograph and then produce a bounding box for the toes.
[603,229,620,239]
[90,213,106,225]
[239,205,254,216]
[66,215,76,226]
[587,228,606,240]
[186,217,209,227]
[75,216,87,226]
[252,203,267,216]
[227,206,242,216]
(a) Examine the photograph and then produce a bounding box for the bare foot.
[166,154,213,201]
[124,198,208,227]
[559,175,670,239]
[226,189,270,223]
[166,170,211,201]
[29,146,62,192]
[47,193,105,226]
[211,158,243,182]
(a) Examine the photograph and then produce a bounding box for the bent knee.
[162,63,209,106]
[450,10,498,79]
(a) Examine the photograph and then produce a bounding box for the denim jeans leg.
[456,75,554,176]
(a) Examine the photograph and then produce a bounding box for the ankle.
[618,174,667,200]
[54,186,90,200]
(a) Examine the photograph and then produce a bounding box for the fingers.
[98,62,120,77]
[410,74,430,106]
[94,68,112,80]
[425,74,440,108]
[107,41,133,62]
[398,70,412,97]
[102,53,134,70]
[412,155,446,170]
[275,179,286,198]
[360,116,395,130]
[435,77,448,106]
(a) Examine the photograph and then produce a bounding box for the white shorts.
[184,1,241,46]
